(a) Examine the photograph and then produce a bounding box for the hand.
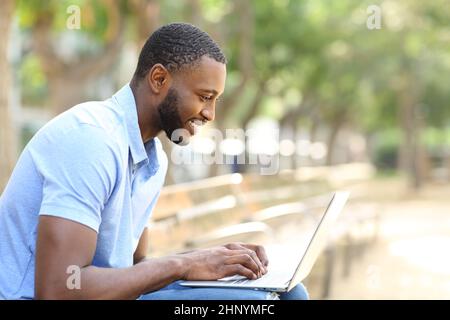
[223,242,269,272]
[177,242,269,281]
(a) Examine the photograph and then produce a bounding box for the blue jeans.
[139,281,309,300]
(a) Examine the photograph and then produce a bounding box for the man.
[0,23,308,300]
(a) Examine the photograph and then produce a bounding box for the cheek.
[173,87,203,119]
[178,100,202,119]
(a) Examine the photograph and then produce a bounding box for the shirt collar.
[113,83,153,168]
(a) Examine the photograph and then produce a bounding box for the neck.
[130,79,161,143]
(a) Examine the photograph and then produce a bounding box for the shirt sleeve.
[32,124,120,233]
[145,190,162,228]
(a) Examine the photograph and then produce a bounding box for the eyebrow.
[201,89,220,96]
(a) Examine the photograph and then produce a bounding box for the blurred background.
[1,0,450,299]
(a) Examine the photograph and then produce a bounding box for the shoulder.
[31,99,128,156]
[70,99,125,135]
[29,119,123,172]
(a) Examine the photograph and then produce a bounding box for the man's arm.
[133,227,149,264]
[35,216,183,300]
[35,216,268,300]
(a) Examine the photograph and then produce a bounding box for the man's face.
[157,56,226,145]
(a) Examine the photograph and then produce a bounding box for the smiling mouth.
[187,119,207,135]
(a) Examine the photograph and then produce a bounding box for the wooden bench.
[147,163,379,299]
[148,170,331,257]
[148,173,245,256]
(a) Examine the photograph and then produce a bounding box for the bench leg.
[342,234,353,278]
[322,245,336,299]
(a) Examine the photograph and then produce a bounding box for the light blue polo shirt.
[0,84,167,299]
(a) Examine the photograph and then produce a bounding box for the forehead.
[175,56,226,94]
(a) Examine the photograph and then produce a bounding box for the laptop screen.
[287,191,350,291]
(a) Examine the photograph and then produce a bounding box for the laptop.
[179,191,350,292]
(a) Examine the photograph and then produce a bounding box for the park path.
[327,179,450,299]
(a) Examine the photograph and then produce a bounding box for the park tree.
[17,0,127,114]
[350,0,450,189]
[2,0,450,187]
[0,0,17,191]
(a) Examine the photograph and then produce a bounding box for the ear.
[146,63,171,94]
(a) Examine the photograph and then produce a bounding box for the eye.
[199,95,213,102]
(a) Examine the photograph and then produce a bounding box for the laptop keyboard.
[220,270,291,286]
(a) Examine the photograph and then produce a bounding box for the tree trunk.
[325,107,347,166]
[0,0,17,192]
[291,122,300,170]
[185,0,203,28]
[309,116,320,144]
[397,88,424,190]
[214,0,254,129]
[46,77,92,113]
[325,121,343,166]
[32,0,125,115]
[129,0,160,49]
[242,80,267,130]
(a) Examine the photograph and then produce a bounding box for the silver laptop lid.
[287,191,350,291]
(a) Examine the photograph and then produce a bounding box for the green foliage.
[14,0,450,149]
[17,0,119,42]
[372,129,401,170]
[19,55,47,105]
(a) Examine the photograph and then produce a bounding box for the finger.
[229,249,265,277]
[224,242,251,251]
[224,264,258,280]
[225,254,261,277]
[224,243,241,250]
[229,243,267,271]
[239,244,269,271]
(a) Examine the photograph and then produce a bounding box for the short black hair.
[133,22,227,80]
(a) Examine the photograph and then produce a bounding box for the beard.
[157,88,190,145]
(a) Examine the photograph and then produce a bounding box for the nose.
[201,104,215,122]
